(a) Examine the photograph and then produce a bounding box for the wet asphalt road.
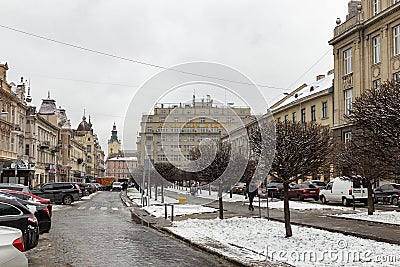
[47,191,232,267]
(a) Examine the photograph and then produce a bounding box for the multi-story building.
[136,95,253,168]
[0,63,27,163]
[329,0,400,142]
[106,157,137,181]
[74,114,105,181]
[271,72,334,127]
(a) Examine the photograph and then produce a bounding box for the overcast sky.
[0,0,350,154]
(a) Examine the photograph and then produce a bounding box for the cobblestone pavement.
[27,191,235,267]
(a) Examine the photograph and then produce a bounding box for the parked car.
[288,183,320,201]
[231,183,247,194]
[85,183,97,194]
[0,189,52,217]
[319,176,368,206]
[303,180,327,190]
[264,183,284,199]
[75,183,89,197]
[0,194,39,250]
[0,190,52,234]
[91,183,103,191]
[0,226,28,267]
[31,182,81,205]
[374,184,400,206]
[0,183,30,193]
[111,182,122,191]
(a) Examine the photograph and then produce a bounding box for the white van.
[319,176,368,206]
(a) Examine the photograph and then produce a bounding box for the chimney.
[316,75,325,81]
[346,0,361,20]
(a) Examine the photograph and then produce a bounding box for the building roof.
[38,92,57,115]
[271,73,334,111]
[77,115,92,132]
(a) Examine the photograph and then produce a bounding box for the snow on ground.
[166,187,247,203]
[143,204,217,218]
[168,217,400,267]
[253,199,352,211]
[127,188,178,206]
[52,192,99,211]
[333,210,400,225]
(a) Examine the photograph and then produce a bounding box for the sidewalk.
[122,188,400,266]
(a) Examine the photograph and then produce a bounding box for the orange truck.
[97,177,115,191]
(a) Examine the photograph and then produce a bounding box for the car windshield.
[392,184,400,190]
[312,181,326,186]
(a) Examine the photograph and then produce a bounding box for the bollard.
[258,196,261,218]
[171,205,174,222]
[164,204,168,220]
[352,195,355,210]
[230,190,232,198]
[266,195,270,221]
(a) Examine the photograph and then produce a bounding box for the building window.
[147,117,152,122]
[372,35,380,64]
[301,108,306,123]
[87,145,91,153]
[174,117,178,122]
[159,117,165,123]
[394,72,400,80]
[322,102,328,119]
[157,155,167,161]
[146,127,153,132]
[146,135,153,141]
[200,117,206,123]
[160,135,167,142]
[373,0,380,15]
[292,112,297,123]
[284,115,288,122]
[146,145,152,151]
[188,136,195,142]
[344,131,352,144]
[311,105,316,121]
[277,117,281,123]
[372,79,381,90]
[344,48,352,75]
[344,88,353,115]
[394,25,400,56]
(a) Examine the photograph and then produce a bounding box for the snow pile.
[166,187,247,202]
[143,204,217,218]
[254,199,352,210]
[169,217,400,267]
[333,210,400,225]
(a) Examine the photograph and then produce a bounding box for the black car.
[0,194,39,250]
[374,184,400,206]
[31,182,81,205]
[266,183,284,199]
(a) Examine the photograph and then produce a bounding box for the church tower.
[108,123,121,159]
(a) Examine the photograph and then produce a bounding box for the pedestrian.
[247,185,258,211]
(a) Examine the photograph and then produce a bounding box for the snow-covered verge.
[332,210,400,225]
[168,217,400,267]
[166,187,247,203]
[52,192,99,211]
[143,204,217,218]
[253,199,353,211]
[127,188,178,206]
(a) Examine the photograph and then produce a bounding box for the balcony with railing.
[40,141,50,149]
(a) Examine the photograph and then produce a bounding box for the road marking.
[100,207,107,211]
[111,207,118,211]
[89,207,96,210]
[77,206,86,210]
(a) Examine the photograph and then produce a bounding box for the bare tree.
[340,80,400,214]
[251,121,332,237]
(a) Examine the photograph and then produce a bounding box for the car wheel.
[342,197,349,206]
[392,197,399,206]
[321,195,327,204]
[63,195,73,205]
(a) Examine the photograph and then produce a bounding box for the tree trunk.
[283,182,292,237]
[219,183,223,219]
[367,180,374,215]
